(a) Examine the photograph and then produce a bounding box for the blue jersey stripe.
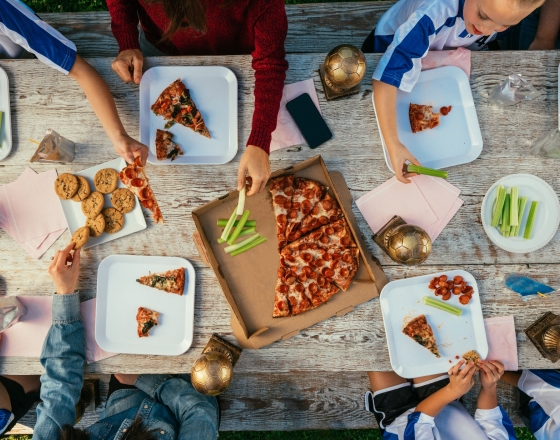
[499,406,518,440]
[373,34,394,53]
[530,369,560,389]
[0,0,76,73]
[528,400,550,435]
[404,411,422,440]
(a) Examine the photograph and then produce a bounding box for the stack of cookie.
[54,168,136,249]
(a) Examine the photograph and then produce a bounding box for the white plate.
[140,66,238,165]
[95,254,196,355]
[58,158,147,249]
[0,67,12,161]
[380,270,488,378]
[373,66,483,172]
[481,174,560,253]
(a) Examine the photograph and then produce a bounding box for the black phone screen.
[285,93,332,149]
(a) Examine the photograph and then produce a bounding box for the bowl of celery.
[481,174,560,253]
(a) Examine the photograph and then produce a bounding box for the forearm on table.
[414,385,457,417]
[535,0,560,43]
[373,80,399,148]
[478,385,498,410]
[69,55,129,145]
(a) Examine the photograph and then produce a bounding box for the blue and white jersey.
[383,402,517,440]
[0,0,76,74]
[372,0,500,92]
[518,369,560,440]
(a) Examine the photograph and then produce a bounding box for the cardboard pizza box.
[192,155,388,349]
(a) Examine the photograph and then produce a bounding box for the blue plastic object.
[504,273,555,301]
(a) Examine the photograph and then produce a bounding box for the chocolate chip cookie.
[102,207,124,234]
[54,173,79,200]
[71,226,90,249]
[111,188,135,213]
[71,176,91,202]
[81,191,104,219]
[94,168,118,194]
[86,212,105,237]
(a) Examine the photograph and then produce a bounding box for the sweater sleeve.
[106,0,141,52]
[247,0,289,154]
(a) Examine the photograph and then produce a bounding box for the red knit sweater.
[106,0,288,154]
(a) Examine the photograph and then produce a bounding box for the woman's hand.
[446,360,476,399]
[237,145,271,196]
[388,141,420,184]
[478,360,505,390]
[48,243,81,295]
[112,49,144,84]
[113,134,149,165]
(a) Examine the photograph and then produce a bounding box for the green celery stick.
[217,227,256,244]
[500,194,511,236]
[516,197,529,237]
[491,186,507,227]
[220,207,238,241]
[405,164,448,179]
[217,219,256,228]
[227,210,251,245]
[523,201,539,239]
[224,233,260,254]
[231,237,267,257]
[422,296,462,316]
[510,187,519,227]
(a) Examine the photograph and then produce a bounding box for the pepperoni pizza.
[284,178,325,242]
[409,103,451,134]
[270,175,296,250]
[299,193,343,235]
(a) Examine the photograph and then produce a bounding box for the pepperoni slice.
[341,237,351,246]
[320,236,329,244]
[278,284,288,294]
[288,209,298,219]
[274,195,287,205]
[284,187,293,196]
[302,253,312,263]
[280,258,289,267]
[329,215,339,222]
[322,268,335,278]
[278,240,287,249]
[447,281,454,290]
[340,268,350,277]
[429,283,437,290]
[295,283,304,293]
[124,168,136,180]
[331,252,342,260]
[131,178,144,188]
[288,233,298,242]
[325,227,334,236]
[342,253,353,263]
[292,201,301,210]
[459,295,471,305]
[303,266,313,275]
[438,280,448,288]
[297,273,307,283]
[141,199,153,209]
[319,216,329,225]
[286,276,296,285]
[312,231,323,240]
[307,270,317,279]
[288,296,297,306]
[285,255,296,263]
[439,275,448,282]
[303,189,315,199]
[436,287,447,296]
[314,259,325,267]
[311,206,320,215]
[309,243,318,250]
[323,253,332,261]
[309,283,318,294]
[140,187,151,199]
[453,275,463,285]
[317,276,326,287]
[330,259,340,269]
[290,266,297,273]
[416,112,424,121]
[277,214,287,224]
[315,188,323,198]
[322,200,333,210]
[463,286,474,295]
[278,268,286,278]
[442,291,451,301]
[283,201,292,210]
[302,200,312,213]
[453,286,462,295]
[299,244,308,251]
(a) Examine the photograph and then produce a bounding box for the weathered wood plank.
[39,2,394,58]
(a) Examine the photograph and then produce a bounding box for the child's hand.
[478,360,504,390]
[114,134,149,166]
[388,142,421,184]
[112,49,144,84]
[48,243,81,295]
[446,360,476,399]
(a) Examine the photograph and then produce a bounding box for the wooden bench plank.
[39,2,395,58]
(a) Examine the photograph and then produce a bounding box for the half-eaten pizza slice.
[269,175,296,250]
[409,104,441,133]
[136,307,160,338]
[402,314,441,358]
[155,129,184,161]
[136,267,185,295]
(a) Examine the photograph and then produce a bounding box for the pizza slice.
[136,307,160,338]
[300,192,344,235]
[402,315,441,358]
[319,247,360,291]
[151,79,210,138]
[273,276,291,318]
[282,218,357,255]
[155,129,184,161]
[409,104,441,134]
[285,178,326,242]
[269,175,296,250]
[136,267,185,295]
[119,157,164,224]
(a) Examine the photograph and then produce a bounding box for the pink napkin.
[0,296,117,363]
[270,79,321,151]
[422,47,472,78]
[484,316,518,371]
[423,198,464,241]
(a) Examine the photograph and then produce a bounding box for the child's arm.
[477,360,504,410]
[529,0,560,50]
[69,55,149,165]
[373,79,420,184]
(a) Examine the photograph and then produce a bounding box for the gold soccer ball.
[191,350,233,396]
[323,44,367,93]
[386,225,432,266]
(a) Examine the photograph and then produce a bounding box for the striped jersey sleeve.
[0,0,76,74]
[475,406,517,440]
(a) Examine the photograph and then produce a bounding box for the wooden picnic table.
[1,50,560,431]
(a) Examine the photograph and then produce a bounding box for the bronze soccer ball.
[323,44,367,93]
[386,225,432,266]
[191,349,233,396]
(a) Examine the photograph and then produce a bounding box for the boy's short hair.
[61,416,158,440]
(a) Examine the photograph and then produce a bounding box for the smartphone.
[286,93,332,149]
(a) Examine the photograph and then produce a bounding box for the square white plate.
[140,66,238,165]
[373,66,483,172]
[380,270,488,378]
[58,158,147,249]
[95,254,196,355]
[0,67,12,161]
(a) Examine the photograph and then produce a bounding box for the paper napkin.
[270,79,322,151]
[422,47,472,78]
[483,315,518,371]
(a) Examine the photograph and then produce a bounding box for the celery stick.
[217,227,256,244]
[406,164,448,179]
[220,208,238,241]
[510,187,519,227]
[422,296,462,316]
[227,210,251,245]
[491,186,507,227]
[224,233,260,254]
[501,194,511,236]
[237,187,246,216]
[217,219,256,227]
[516,197,528,237]
[231,237,267,256]
[523,201,539,239]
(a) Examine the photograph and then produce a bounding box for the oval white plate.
[481,174,560,253]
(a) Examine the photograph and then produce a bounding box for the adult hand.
[528,37,557,50]
[388,141,420,184]
[478,360,505,390]
[48,243,81,295]
[111,49,144,84]
[446,360,476,399]
[237,145,270,196]
[114,374,139,386]
[113,134,149,165]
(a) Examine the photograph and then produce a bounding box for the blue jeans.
[518,9,560,50]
